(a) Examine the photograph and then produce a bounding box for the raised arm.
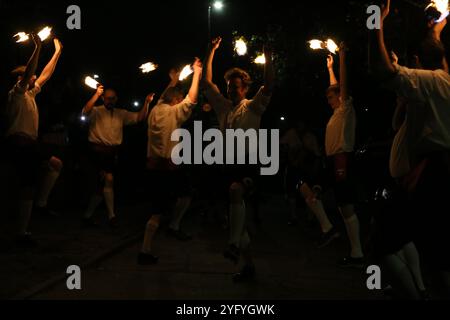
[428,17,447,42]
[188,58,203,104]
[203,37,221,93]
[83,85,104,115]
[262,44,275,96]
[327,54,338,86]
[339,42,349,102]
[373,0,397,78]
[36,38,63,88]
[19,34,42,89]
[138,93,155,122]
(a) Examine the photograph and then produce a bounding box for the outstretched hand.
[381,0,391,22]
[54,38,63,53]
[211,37,222,51]
[145,93,155,104]
[193,57,203,74]
[327,54,334,69]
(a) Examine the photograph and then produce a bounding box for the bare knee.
[49,157,63,172]
[104,173,114,188]
[146,215,161,232]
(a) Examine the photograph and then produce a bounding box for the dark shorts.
[222,164,260,194]
[146,158,192,215]
[89,143,118,174]
[327,153,357,207]
[5,134,53,186]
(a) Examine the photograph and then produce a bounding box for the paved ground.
[30,195,382,300]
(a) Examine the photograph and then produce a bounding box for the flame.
[309,40,324,50]
[14,32,30,43]
[234,38,248,56]
[427,0,450,22]
[254,54,266,64]
[326,39,339,54]
[140,62,158,74]
[37,26,52,41]
[179,65,194,81]
[84,76,100,89]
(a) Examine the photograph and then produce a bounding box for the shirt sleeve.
[389,65,436,102]
[173,95,196,124]
[203,82,231,118]
[28,83,41,97]
[247,87,272,115]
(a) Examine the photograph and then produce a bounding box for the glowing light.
[308,40,324,50]
[133,101,140,107]
[326,39,339,54]
[84,76,100,89]
[14,32,29,43]
[213,1,224,10]
[93,75,100,79]
[179,65,194,81]
[80,115,87,122]
[37,26,52,41]
[280,117,285,121]
[426,0,450,22]
[254,54,266,64]
[234,38,248,56]
[140,62,158,74]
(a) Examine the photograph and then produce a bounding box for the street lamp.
[208,1,224,40]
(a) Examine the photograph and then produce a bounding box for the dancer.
[203,37,274,282]
[5,36,63,247]
[138,59,202,265]
[82,86,150,227]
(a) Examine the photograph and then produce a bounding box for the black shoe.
[137,252,159,265]
[223,244,240,264]
[232,265,256,283]
[34,206,59,217]
[166,228,192,241]
[82,217,99,228]
[317,227,340,248]
[108,217,118,228]
[15,234,38,249]
[338,256,365,268]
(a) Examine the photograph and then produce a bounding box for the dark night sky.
[0,0,449,143]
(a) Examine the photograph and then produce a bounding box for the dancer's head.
[11,66,37,89]
[102,88,118,110]
[416,39,447,72]
[326,85,341,110]
[224,68,252,105]
[162,87,184,106]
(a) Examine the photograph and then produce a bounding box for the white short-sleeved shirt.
[84,105,139,146]
[147,96,195,159]
[389,65,450,155]
[5,82,41,140]
[204,85,272,132]
[325,98,356,157]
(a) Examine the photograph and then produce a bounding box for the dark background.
[0,0,448,204]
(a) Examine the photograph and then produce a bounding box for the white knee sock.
[18,199,33,236]
[341,207,363,258]
[309,200,333,234]
[402,242,426,291]
[103,186,115,220]
[383,253,421,299]
[169,197,191,231]
[84,194,103,219]
[142,216,160,254]
[35,167,61,208]
[229,201,246,247]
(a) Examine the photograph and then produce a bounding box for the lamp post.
[208,1,224,40]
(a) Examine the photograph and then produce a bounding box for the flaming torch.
[179,65,194,81]
[234,38,248,56]
[14,26,53,43]
[308,38,339,54]
[84,76,101,90]
[140,62,158,74]
[426,0,449,22]
[254,54,266,65]
[308,40,325,50]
